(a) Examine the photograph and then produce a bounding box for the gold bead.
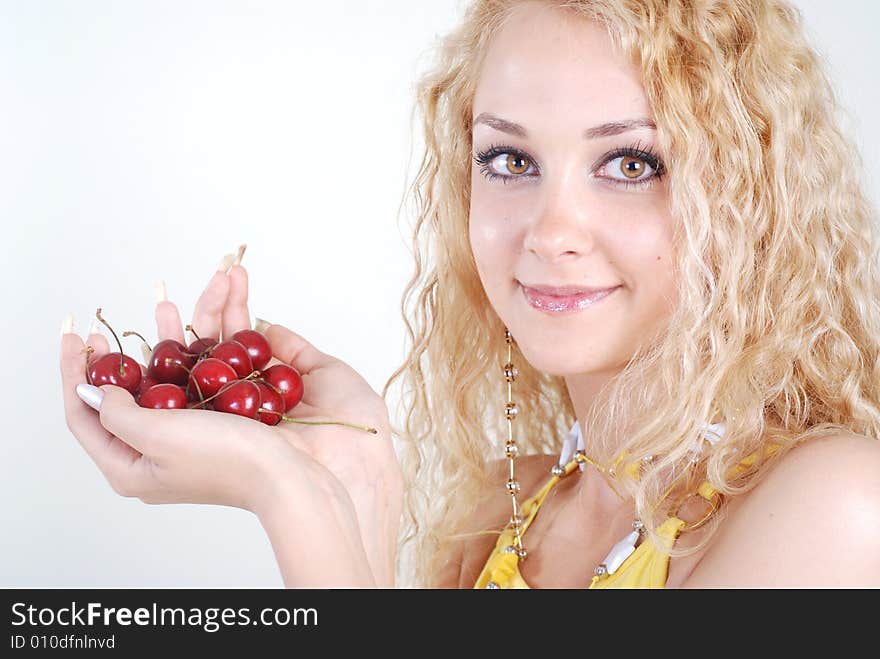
[506,479,521,494]
[502,362,518,382]
[505,402,519,420]
[504,329,514,344]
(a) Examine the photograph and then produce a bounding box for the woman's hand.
[60,256,403,587]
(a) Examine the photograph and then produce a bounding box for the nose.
[522,169,595,262]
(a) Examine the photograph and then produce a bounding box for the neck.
[564,369,621,462]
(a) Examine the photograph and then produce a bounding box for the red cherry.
[86,308,142,395]
[138,383,188,409]
[187,337,219,358]
[187,358,237,401]
[135,375,160,400]
[262,364,303,411]
[88,353,143,395]
[147,339,196,385]
[255,381,284,426]
[232,329,272,371]
[209,340,253,378]
[213,380,261,419]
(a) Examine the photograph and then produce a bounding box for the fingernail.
[87,318,102,337]
[254,317,271,334]
[233,244,247,266]
[76,383,104,411]
[154,280,168,303]
[218,254,235,273]
[140,343,152,362]
[60,313,75,337]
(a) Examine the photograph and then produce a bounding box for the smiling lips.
[519,282,620,313]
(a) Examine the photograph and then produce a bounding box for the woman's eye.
[600,155,657,184]
[481,152,536,181]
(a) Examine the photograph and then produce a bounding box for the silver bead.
[516,547,528,560]
[486,581,500,589]
[632,519,644,532]
[551,464,565,477]
[642,455,654,464]
[595,564,608,577]
[505,443,519,459]
[506,479,521,494]
[505,402,519,420]
[503,545,518,554]
[509,514,524,528]
[502,362,518,382]
[504,329,514,344]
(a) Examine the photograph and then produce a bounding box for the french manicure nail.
[155,280,168,303]
[233,244,247,266]
[88,318,102,336]
[254,317,271,334]
[61,313,75,337]
[76,383,104,411]
[218,254,235,273]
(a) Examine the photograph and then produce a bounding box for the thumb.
[96,385,164,455]
[262,322,335,376]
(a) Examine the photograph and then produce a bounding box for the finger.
[96,384,245,459]
[189,257,233,341]
[154,280,186,344]
[85,317,112,358]
[264,323,336,376]
[60,330,144,480]
[96,385,165,455]
[221,265,251,340]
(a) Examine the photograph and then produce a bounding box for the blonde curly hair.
[381,0,880,588]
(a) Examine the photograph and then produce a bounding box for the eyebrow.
[473,112,656,139]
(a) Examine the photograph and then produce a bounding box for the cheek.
[469,212,511,283]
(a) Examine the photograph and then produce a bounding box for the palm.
[155,260,398,504]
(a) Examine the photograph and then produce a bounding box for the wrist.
[254,456,378,588]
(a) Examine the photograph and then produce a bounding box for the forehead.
[473,3,650,126]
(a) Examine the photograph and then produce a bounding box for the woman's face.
[469,2,676,378]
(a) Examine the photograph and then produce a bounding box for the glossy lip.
[520,282,620,314]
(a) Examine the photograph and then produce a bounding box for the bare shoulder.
[433,452,560,588]
[683,432,880,587]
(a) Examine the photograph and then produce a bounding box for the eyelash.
[472,140,666,189]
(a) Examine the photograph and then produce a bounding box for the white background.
[2,0,877,586]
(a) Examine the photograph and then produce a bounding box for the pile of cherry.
[85,308,303,427]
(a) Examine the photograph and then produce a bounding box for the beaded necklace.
[500,329,726,583]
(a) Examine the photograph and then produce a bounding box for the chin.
[512,336,621,377]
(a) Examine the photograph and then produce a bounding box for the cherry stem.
[82,345,95,385]
[95,308,126,378]
[184,325,216,359]
[122,330,152,352]
[189,379,239,408]
[275,414,378,435]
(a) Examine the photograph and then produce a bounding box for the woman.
[60,0,880,588]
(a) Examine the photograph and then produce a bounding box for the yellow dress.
[473,423,777,589]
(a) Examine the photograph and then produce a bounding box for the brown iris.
[620,156,645,179]
[506,154,531,176]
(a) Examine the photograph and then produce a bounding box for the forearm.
[257,487,378,588]
[346,480,402,589]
